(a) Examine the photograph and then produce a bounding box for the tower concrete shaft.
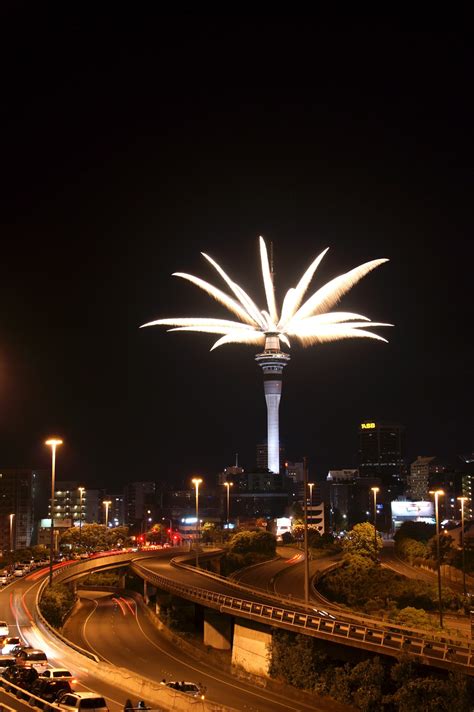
[255,335,290,474]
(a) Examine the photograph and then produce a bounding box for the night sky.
[0,15,472,489]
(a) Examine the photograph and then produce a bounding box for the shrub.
[40,583,76,628]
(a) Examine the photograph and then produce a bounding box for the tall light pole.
[303,456,310,603]
[9,513,15,553]
[370,487,380,560]
[103,500,112,529]
[430,489,445,628]
[457,496,468,598]
[78,487,85,548]
[224,481,233,525]
[308,482,314,524]
[45,438,63,587]
[192,478,202,568]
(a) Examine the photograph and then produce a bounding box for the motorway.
[0,556,347,712]
[63,589,341,712]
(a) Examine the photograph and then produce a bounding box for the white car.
[57,691,109,710]
[0,576,8,586]
[0,621,9,637]
[1,636,21,654]
[14,568,24,577]
[40,667,76,684]
[15,648,48,673]
[165,681,205,699]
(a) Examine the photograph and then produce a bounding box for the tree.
[427,533,455,565]
[395,606,433,630]
[269,631,327,690]
[39,583,75,628]
[394,521,435,543]
[281,531,295,545]
[342,522,382,561]
[60,524,130,552]
[228,530,276,557]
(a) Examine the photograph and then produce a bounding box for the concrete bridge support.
[231,620,272,677]
[203,609,232,650]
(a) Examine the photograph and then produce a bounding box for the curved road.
[63,589,339,712]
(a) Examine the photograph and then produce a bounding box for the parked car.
[0,621,9,637]
[0,656,17,673]
[1,636,21,654]
[1,664,38,692]
[40,667,75,684]
[56,690,109,710]
[30,678,72,703]
[15,648,48,673]
[10,643,28,656]
[165,681,205,699]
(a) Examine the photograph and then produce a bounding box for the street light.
[370,487,380,560]
[223,481,233,524]
[308,482,314,524]
[45,438,63,587]
[103,500,112,528]
[9,513,14,553]
[191,478,202,568]
[429,489,445,628]
[457,496,468,598]
[78,487,85,547]
[303,456,310,603]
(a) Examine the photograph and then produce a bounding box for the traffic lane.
[135,556,313,611]
[7,574,136,712]
[380,546,465,592]
[232,549,304,591]
[65,590,325,712]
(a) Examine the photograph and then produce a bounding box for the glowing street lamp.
[78,487,85,546]
[308,482,314,521]
[192,478,203,567]
[45,438,63,587]
[457,496,468,597]
[223,481,233,524]
[103,500,112,528]
[370,487,380,559]
[9,513,14,553]
[429,489,445,628]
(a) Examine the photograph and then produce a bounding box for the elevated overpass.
[39,548,474,677]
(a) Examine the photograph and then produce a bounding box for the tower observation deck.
[255,334,290,474]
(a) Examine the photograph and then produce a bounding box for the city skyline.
[0,22,472,487]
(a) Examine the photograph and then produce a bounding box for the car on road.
[30,677,72,703]
[0,576,9,585]
[0,621,9,637]
[1,664,38,692]
[165,681,205,699]
[56,690,109,710]
[15,648,48,673]
[0,656,17,673]
[40,667,76,684]
[1,636,21,654]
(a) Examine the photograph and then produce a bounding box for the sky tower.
[142,237,391,476]
[255,334,290,473]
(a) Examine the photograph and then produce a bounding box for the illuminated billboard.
[391,501,435,526]
[361,422,376,429]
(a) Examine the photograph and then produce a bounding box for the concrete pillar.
[203,609,232,650]
[232,620,272,676]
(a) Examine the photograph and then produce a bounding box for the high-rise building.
[0,469,35,551]
[50,481,84,525]
[124,481,156,528]
[358,420,406,495]
[408,456,442,500]
[321,469,382,531]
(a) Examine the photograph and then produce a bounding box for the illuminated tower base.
[255,335,290,474]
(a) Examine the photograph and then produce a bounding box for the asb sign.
[361,422,376,429]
